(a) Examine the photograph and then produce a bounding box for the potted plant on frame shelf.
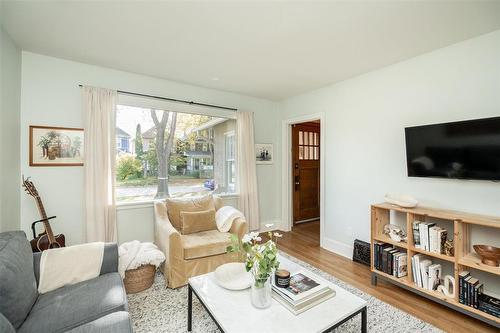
[228,225,282,309]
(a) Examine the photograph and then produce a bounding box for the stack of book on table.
[411,254,442,291]
[459,271,500,318]
[373,242,408,278]
[271,271,335,315]
[412,220,449,254]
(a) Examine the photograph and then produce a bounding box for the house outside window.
[115,105,236,202]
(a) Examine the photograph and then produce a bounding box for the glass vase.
[251,277,272,309]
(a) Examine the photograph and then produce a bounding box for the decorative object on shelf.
[214,262,253,290]
[384,193,418,208]
[473,244,500,267]
[352,239,370,266]
[444,239,454,256]
[437,275,455,297]
[274,269,291,288]
[255,143,273,164]
[227,226,282,308]
[383,224,407,242]
[29,125,84,166]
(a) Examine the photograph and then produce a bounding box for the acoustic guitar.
[22,176,66,252]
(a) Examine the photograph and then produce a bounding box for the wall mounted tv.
[405,116,500,181]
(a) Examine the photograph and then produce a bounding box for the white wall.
[0,25,21,232]
[281,30,500,257]
[20,52,281,244]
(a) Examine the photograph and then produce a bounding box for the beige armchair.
[154,195,248,288]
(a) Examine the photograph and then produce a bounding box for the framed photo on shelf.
[29,125,84,166]
[255,143,273,165]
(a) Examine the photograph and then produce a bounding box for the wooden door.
[292,122,320,224]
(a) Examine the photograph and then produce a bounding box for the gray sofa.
[0,231,133,333]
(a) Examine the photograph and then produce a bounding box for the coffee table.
[187,256,367,332]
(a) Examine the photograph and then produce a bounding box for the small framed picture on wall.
[29,125,84,166]
[255,143,273,165]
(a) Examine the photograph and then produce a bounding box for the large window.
[115,105,236,202]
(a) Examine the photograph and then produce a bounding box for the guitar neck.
[34,196,56,242]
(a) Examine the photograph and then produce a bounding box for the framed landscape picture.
[29,125,84,166]
[255,143,273,165]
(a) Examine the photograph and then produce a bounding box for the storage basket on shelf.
[123,264,156,294]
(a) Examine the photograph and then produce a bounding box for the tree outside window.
[115,105,236,202]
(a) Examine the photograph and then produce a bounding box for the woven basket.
[124,264,156,294]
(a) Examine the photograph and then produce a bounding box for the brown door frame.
[281,113,325,246]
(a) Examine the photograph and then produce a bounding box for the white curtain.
[82,86,118,242]
[236,111,260,231]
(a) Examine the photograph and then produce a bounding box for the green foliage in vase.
[227,229,282,288]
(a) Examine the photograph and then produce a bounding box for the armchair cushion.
[165,194,215,230]
[180,209,216,235]
[181,230,232,260]
[0,231,38,329]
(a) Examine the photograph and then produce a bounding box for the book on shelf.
[437,229,447,254]
[388,248,398,275]
[396,253,408,278]
[413,221,422,249]
[412,254,423,287]
[429,226,441,253]
[478,294,500,318]
[474,283,483,309]
[419,259,432,289]
[458,271,470,305]
[464,276,472,306]
[468,278,479,307]
[427,264,442,291]
[271,270,335,315]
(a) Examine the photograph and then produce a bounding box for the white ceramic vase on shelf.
[250,277,272,309]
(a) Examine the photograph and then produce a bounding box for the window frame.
[115,99,238,206]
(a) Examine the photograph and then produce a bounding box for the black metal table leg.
[188,285,193,332]
[361,306,367,333]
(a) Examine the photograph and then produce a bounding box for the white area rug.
[127,252,442,332]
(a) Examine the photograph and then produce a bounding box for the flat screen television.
[405,116,500,181]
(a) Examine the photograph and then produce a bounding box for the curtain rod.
[78,85,238,112]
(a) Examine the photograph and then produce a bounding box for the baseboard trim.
[321,237,353,260]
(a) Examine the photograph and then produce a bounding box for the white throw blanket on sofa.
[38,242,104,294]
[215,206,245,232]
[118,241,165,278]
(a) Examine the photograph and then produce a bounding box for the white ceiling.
[2,1,500,100]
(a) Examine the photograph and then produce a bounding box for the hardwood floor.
[264,221,496,333]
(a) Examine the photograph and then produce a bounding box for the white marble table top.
[188,255,367,333]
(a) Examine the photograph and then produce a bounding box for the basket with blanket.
[119,241,166,294]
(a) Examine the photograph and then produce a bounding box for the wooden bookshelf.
[370,203,500,328]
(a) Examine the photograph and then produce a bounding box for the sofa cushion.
[0,231,38,329]
[180,209,216,235]
[182,230,231,260]
[0,312,15,333]
[19,272,127,333]
[65,311,132,333]
[165,194,215,230]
